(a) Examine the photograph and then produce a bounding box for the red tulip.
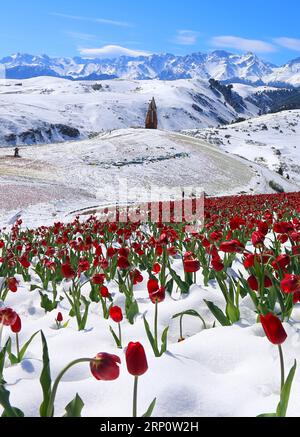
[19,255,30,269]
[147,278,159,294]
[183,259,200,273]
[281,274,300,294]
[258,221,269,236]
[78,259,90,273]
[293,291,300,304]
[272,255,290,271]
[152,263,161,274]
[101,286,110,299]
[247,275,259,291]
[244,254,256,269]
[211,258,224,272]
[57,312,63,323]
[0,308,18,326]
[252,231,265,247]
[11,314,22,333]
[260,314,287,345]
[61,263,75,280]
[117,256,130,270]
[220,240,245,253]
[92,274,105,285]
[7,277,19,293]
[130,270,144,285]
[126,342,148,376]
[109,306,123,323]
[149,287,166,304]
[90,353,121,381]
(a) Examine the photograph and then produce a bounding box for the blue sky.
[1,0,300,64]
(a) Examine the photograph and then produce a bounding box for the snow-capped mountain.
[0,50,287,84]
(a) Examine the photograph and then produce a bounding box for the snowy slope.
[0,128,296,227]
[0,76,260,146]
[182,110,300,186]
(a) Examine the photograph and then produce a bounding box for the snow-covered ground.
[0,76,259,146]
[3,252,300,417]
[182,110,300,186]
[0,128,296,228]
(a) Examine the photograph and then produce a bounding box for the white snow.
[0,76,259,146]
[2,254,300,417]
[182,110,300,186]
[0,128,296,228]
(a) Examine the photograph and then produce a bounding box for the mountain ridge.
[1,50,300,85]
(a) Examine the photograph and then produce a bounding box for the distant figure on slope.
[14,147,20,158]
[145,97,158,129]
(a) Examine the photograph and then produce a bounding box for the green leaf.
[39,331,52,417]
[257,413,277,418]
[165,279,174,296]
[79,297,91,331]
[143,316,159,356]
[110,256,118,281]
[159,326,169,356]
[169,267,190,294]
[39,291,58,313]
[172,309,207,329]
[126,298,139,325]
[0,339,11,384]
[142,398,157,418]
[204,300,231,327]
[226,301,240,324]
[63,393,84,417]
[30,284,42,292]
[0,385,24,417]
[110,326,122,348]
[18,330,40,362]
[276,360,297,417]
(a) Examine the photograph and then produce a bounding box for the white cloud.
[211,36,276,53]
[52,13,132,28]
[274,37,300,51]
[66,31,96,41]
[78,45,150,59]
[174,30,199,46]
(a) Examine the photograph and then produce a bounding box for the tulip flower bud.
[126,342,148,376]
[109,306,123,323]
[11,314,22,333]
[57,312,63,323]
[90,353,121,381]
[0,307,18,326]
[183,259,200,273]
[260,313,287,345]
[61,263,76,280]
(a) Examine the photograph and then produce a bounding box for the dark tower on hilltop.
[145,97,158,129]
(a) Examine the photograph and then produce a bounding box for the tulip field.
[2,191,300,417]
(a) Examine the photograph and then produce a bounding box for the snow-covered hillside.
[182,110,300,186]
[0,128,296,227]
[0,76,260,146]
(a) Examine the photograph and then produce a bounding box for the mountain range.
[1,51,300,86]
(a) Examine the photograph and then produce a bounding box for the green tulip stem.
[46,358,93,417]
[133,376,139,418]
[154,300,158,351]
[118,322,122,348]
[16,333,20,360]
[278,345,285,391]
[0,322,3,350]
